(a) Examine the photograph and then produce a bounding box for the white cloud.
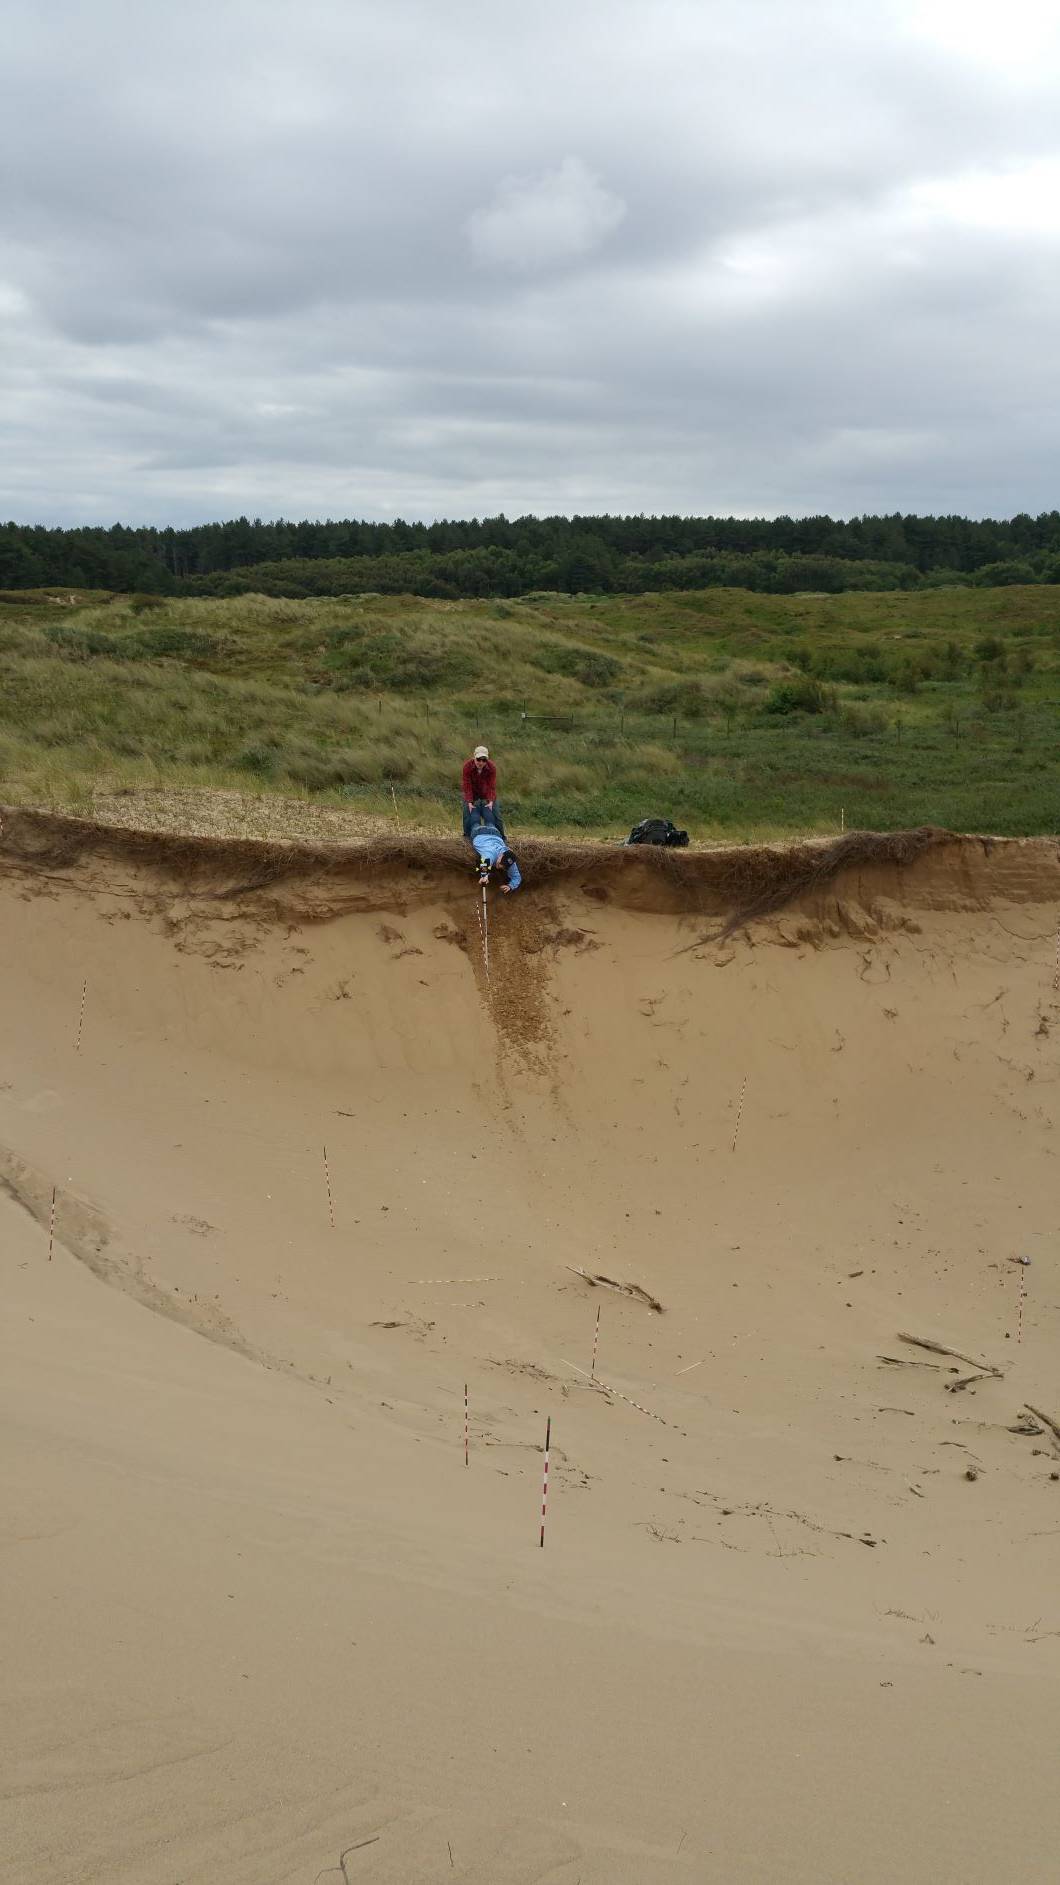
[900,0,1060,75]
[467,156,626,273]
[908,158,1060,238]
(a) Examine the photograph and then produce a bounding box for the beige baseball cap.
[473,745,489,760]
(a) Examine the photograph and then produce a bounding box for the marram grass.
[1,585,1058,839]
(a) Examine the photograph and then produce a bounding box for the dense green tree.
[3,508,1060,598]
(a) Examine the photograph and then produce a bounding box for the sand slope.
[2,814,1060,1883]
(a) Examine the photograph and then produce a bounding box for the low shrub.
[839,702,889,737]
[44,624,123,659]
[634,677,712,718]
[125,626,217,660]
[234,743,281,776]
[532,643,622,688]
[324,628,471,691]
[762,677,830,715]
[44,622,217,662]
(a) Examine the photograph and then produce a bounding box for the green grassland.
[1,584,1058,839]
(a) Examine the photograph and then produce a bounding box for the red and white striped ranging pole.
[591,1304,601,1381]
[464,1382,469,1467]
[322,1144,335,1229]
[74,980,88,1054]
[409,1273,501,1285]
[731,1074,748,1153]
[539,1416,551,1549]
[48,1186,56,1261]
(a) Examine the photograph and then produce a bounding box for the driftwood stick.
[878,1354,943,1370]
[1025,1404,1060,1451]
[564,1265,665,1313]
[897,1332,1003,1377]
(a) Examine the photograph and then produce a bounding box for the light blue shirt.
[472,829,522,890]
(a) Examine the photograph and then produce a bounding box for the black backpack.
[626,818,689,848]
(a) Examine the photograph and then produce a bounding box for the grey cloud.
[467,158,626,273]
[2,0,1059,523]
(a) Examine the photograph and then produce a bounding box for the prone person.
[468,806,522,894]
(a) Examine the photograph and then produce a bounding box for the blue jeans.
[463,798,507,842]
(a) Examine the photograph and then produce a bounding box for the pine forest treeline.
[3,510,1060,598]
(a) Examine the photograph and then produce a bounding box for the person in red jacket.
[462,745,507,840]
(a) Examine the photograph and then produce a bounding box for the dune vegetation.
[1,582,1058,839]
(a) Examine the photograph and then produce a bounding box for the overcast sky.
[3,0,1059,528]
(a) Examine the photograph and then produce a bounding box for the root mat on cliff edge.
[0,806,956,930]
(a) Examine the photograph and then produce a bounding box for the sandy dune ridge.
[2,811,1060,1883]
